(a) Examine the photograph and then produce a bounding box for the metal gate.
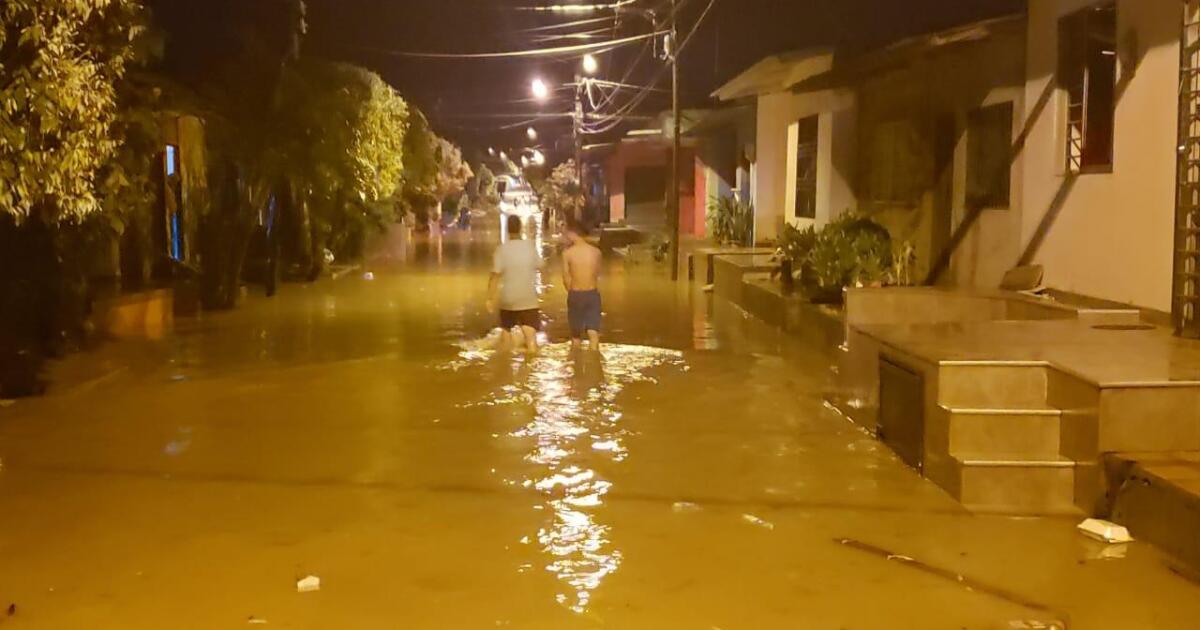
[1176,1,1200,337]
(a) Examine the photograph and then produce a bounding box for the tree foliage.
[433,137,472,202]
[535,160,584,221]
[395,109,471,223]
[270,60,408,267]
[277,61,407,208]
[0,0,146,222]
[472,164,501,213]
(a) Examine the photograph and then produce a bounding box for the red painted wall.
[605,140,699,235]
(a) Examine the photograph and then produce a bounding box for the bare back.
[562,242,602,292]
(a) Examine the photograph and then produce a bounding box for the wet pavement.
[1,224,1198,629]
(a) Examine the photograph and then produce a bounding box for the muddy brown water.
[0,224,1197,628]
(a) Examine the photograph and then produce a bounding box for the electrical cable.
[369,30,665,59]
[576,0,719,135]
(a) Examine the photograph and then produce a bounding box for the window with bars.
[1058,2,1117,173]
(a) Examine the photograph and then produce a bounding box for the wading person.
[562,219,603,352]
[487,214,543,354]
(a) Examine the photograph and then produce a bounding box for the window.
[793,116,819,219]
[1059,2,1117,172]
[868,119,930,205]
[966,102,1014,209]
[164,145,179,177]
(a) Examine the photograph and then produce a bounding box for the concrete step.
[1105,452,1200,572]
[954,453,1079,515]
[938,362,1048,409]
[944,406,1063,457]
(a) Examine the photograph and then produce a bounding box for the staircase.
[1105,451,1200,571]
[924,363,1080,514]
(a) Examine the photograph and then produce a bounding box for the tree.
[0,0,146,222]
[396,108,439,223]
[433,138,473,205]
[158,0,307,308]
[1,0,147,396]
[472,164,501,214]
[535,160,585,223]
[272,60,408,274]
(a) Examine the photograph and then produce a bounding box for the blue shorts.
[567,290,602,338]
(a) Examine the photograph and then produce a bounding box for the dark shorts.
[567,290,602,337]
[500,308,542,331]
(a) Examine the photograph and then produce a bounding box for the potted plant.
[707,195,754,247]
[774,223,816,293]
[805,214,893,304]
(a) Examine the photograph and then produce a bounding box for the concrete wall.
[755,89,857,242]
[856,18,1027,285]
[1020,0,1180,312]
[950,85,1028,289]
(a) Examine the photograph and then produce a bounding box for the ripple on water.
[444,342,684,613]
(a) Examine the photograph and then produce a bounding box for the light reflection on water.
[450,342,684,613]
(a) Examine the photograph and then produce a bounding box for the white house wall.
[755,89,857,241]
[1021,0,1180,312]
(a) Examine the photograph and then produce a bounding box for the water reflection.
[451,343,684,613]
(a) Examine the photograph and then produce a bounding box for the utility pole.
[575,72,585,222]
[668,0,682,281]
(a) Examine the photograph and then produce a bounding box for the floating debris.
[296,575,321,593]
[741,514,774,530]
[672,502,701,514]
[247,616,268,625]
[1077,518,1134,544]
[6,603,14,617]
[1084,543,1128,561]
[836,538,1063,619]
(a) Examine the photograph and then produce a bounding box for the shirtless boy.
[562,219,603,351]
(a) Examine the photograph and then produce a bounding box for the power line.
[580,0,718,133]
[369,30,665,59]
[511,0,639,12]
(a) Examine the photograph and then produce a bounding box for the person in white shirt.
[487,215,543,354]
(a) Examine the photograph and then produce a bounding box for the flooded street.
[0,226,1197,629]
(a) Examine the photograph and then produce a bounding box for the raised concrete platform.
[839,287,1200,517]
[740,274,844,352]
[712,254,778,305]
[691,248,775,284]
[1105,452,1200,571]
[598,225,645,250]
[93,289,175,340]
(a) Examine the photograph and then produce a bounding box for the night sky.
[155,0,1026,157]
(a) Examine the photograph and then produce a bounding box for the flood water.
[0,223,1197,629]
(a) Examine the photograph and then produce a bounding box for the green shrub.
[808,214,893,291]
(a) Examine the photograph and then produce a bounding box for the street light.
[582,53,599,75]
[531,78,550,101]
[526,127,538,141]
